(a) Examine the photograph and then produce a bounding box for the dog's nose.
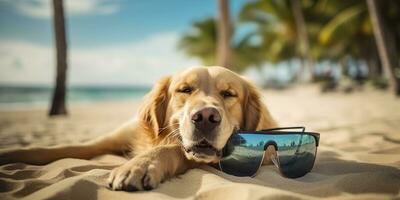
[191,107,221,132]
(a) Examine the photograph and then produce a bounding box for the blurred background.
[1,2,400,198]
[0,0,399,115]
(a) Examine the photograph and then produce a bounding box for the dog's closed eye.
[177,86,194,94]
[220,90,236,98]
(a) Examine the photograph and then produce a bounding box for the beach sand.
[0,85,399,199]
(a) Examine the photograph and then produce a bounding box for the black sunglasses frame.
[235,126,320,147]
[219,126,320,178]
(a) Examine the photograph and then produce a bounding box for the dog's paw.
[108,156,162,191]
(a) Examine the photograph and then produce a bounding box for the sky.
[0,0,248,86]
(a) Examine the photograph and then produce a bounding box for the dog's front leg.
[108,144,194,191]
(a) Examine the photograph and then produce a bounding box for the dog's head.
[139,66,276,163]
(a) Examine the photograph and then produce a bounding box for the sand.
[0,85,399,200]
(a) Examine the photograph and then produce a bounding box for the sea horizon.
[0,84,151,110]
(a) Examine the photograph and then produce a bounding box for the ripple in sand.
[0,179,24,193]
[1,163,27,171]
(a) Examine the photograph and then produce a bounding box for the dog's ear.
[139,76,171,135]
[242,80,277,131]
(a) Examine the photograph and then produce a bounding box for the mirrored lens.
[276,134,316,178]
[219,134,265,176]
[219,133,317,178]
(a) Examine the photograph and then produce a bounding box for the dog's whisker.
[158,124,178,132]
[151,126,182,145]
[165,128,182,142]
[167,128,180,137]
[158,123,180,134]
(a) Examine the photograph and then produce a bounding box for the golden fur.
[0,66,277,191]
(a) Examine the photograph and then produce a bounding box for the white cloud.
[0,40,54,85]
[0,32,201,86]
[4,0,120,19]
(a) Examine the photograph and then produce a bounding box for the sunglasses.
[219,127,320,178]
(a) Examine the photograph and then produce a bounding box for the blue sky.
[0,0,249,86]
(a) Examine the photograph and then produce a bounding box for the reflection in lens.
[220,133,317,178]
[276,134,316,178]
[219,134,265,176]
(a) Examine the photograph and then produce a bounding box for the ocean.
[0,85,151,110]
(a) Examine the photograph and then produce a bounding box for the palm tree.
[367,0,400,95]
[291,0,313,81]
[217,0,232,68]
[179,19,217,65]
[239,0,299,63]
[49,0,68,116]
[179,18,264,72]
[317,1,380,76]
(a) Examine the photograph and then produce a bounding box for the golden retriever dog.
[0,66,277,191]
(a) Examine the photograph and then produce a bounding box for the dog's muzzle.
[183,139,222,162]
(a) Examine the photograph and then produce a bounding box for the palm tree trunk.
[291,0,313,82]
[365,47,381,79]
[217,0,232,69]
[367,0,400,95]
[49,0,68,116]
